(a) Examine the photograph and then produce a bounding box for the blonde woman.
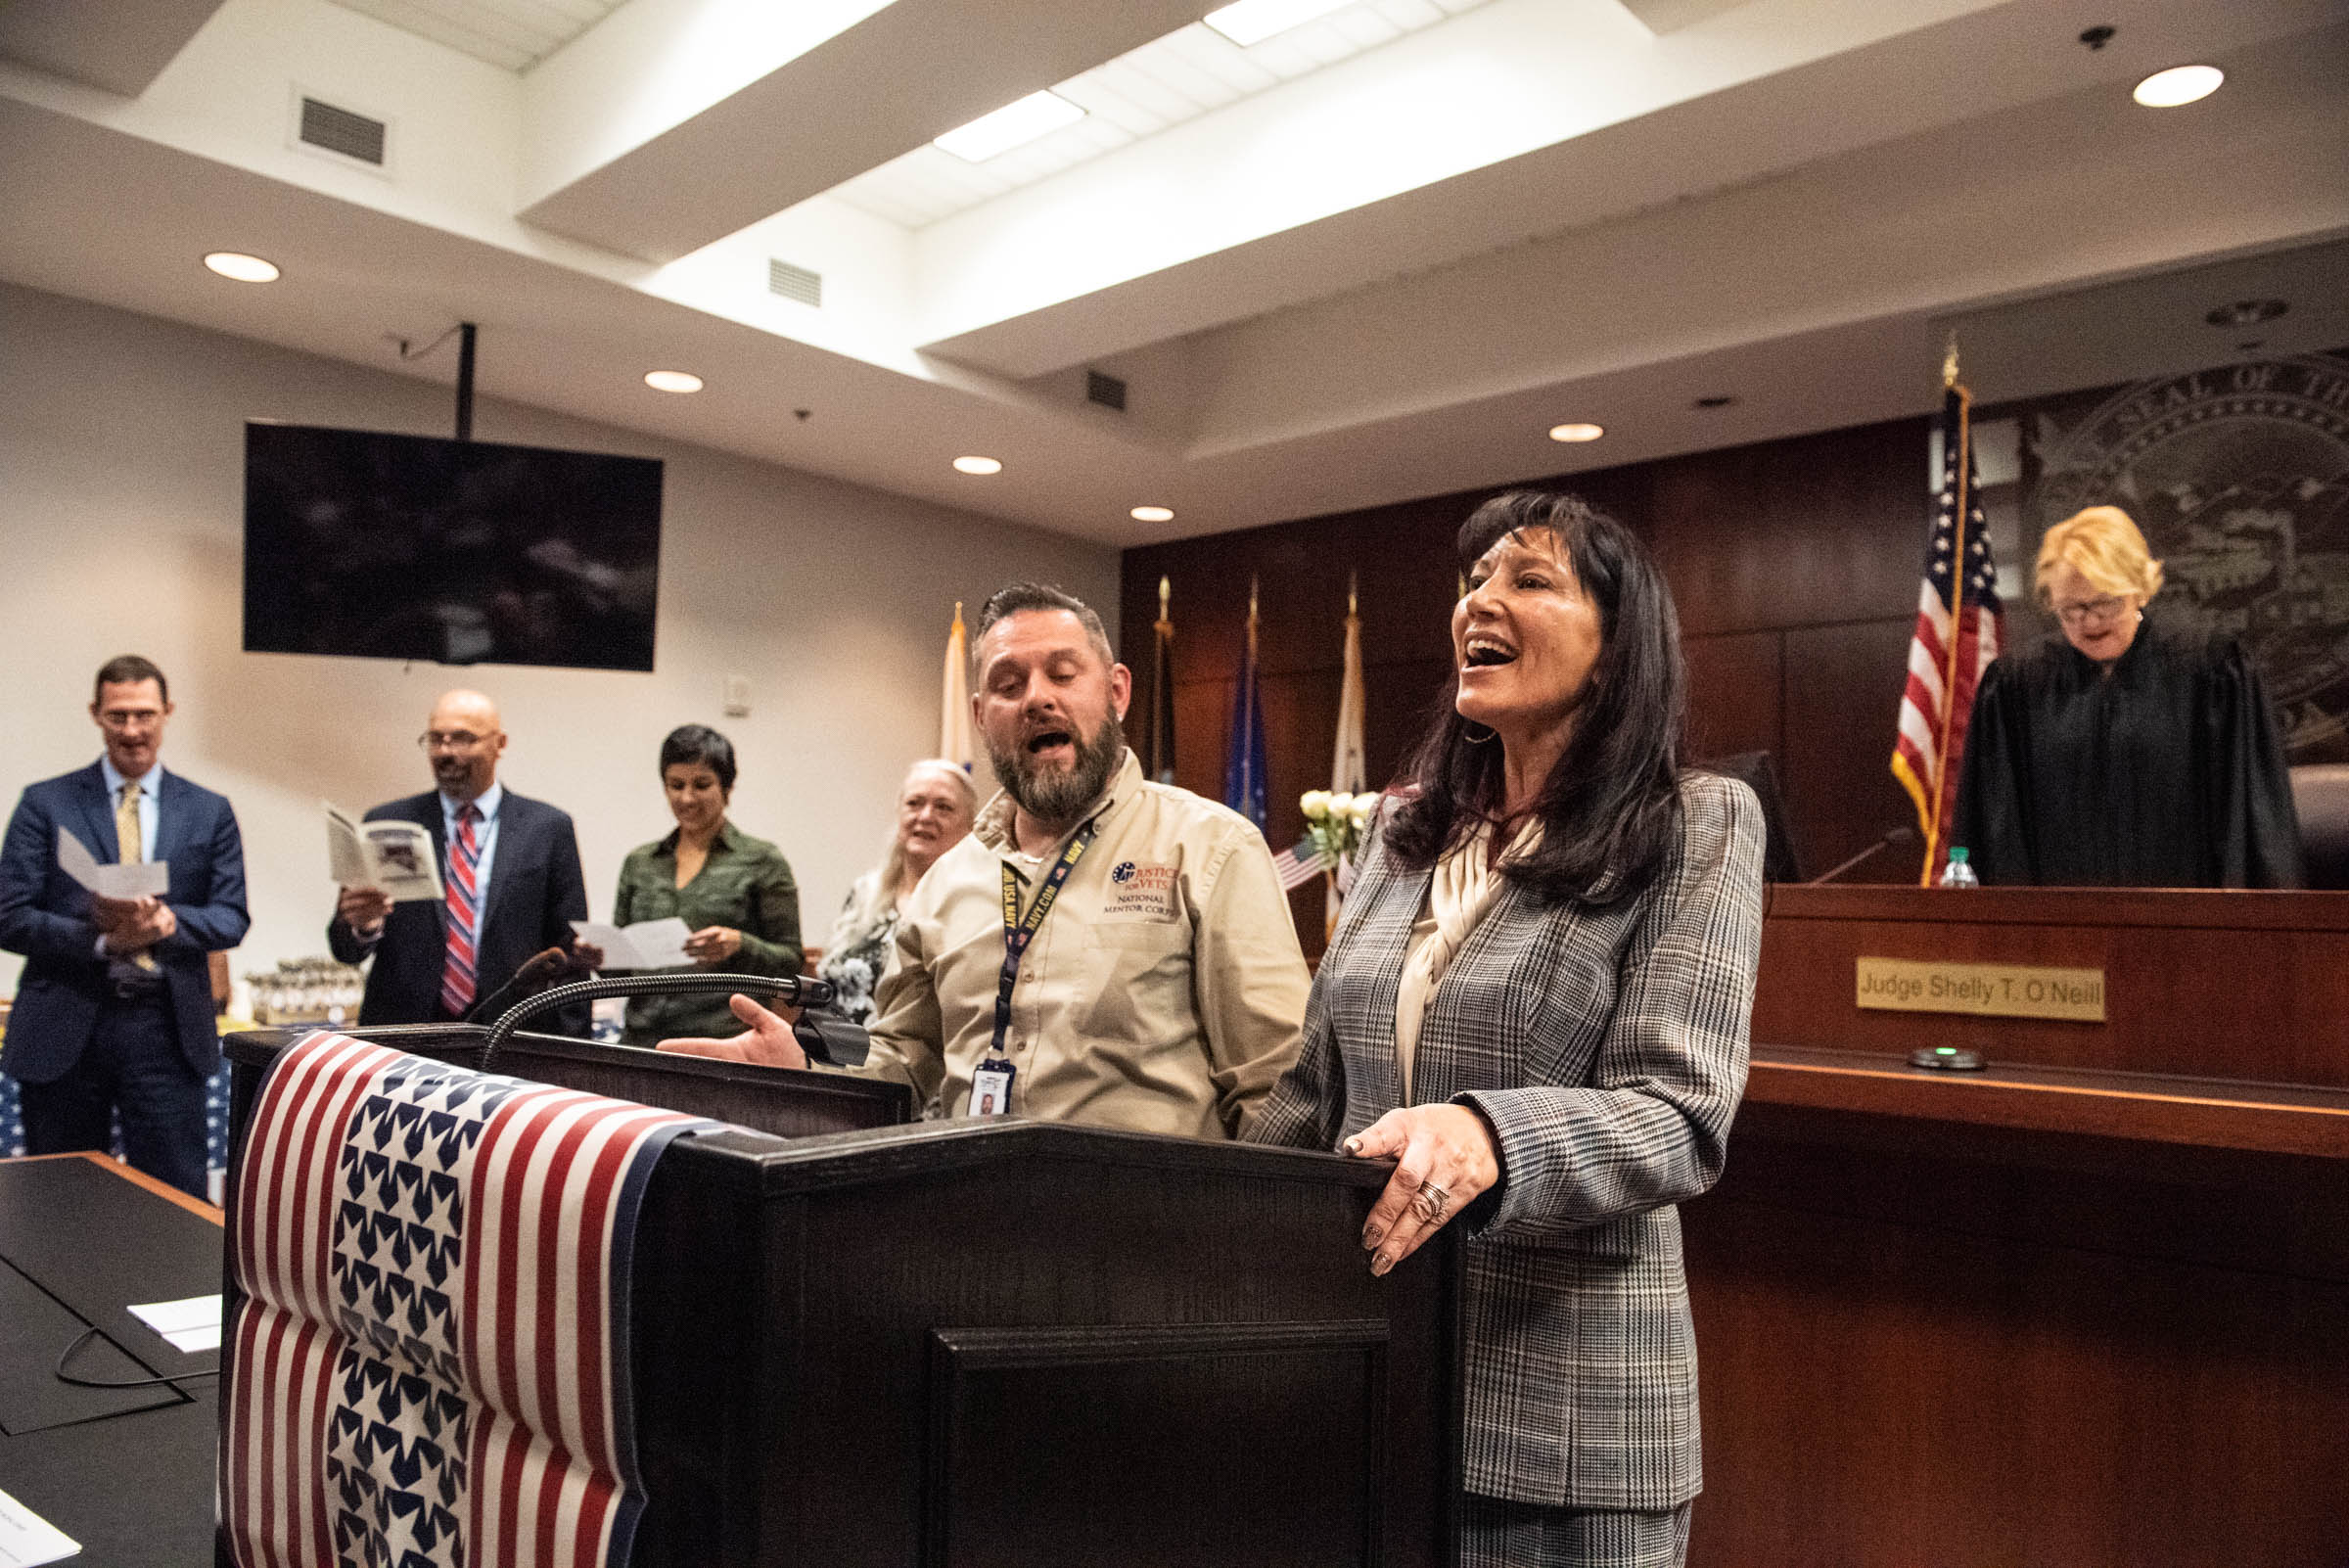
[1955,505,2301,887]
[816,761,977,1022]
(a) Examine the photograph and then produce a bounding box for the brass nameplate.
[1855,957,2105,1023]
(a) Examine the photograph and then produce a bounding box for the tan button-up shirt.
[857,750,1310,1138]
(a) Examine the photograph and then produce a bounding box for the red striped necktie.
[440,803,483,1019]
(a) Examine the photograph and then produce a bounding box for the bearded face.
[990,707,1126,825]
[972,607,1133,830]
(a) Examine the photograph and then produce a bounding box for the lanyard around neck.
[991,820,1098,1056]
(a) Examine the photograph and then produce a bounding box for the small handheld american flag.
[1893,371,2004,882]
[1270,837,1326,892]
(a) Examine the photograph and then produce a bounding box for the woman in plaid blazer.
[1248,490,1766,1568]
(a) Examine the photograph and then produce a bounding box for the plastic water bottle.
[1938,846,1980,888]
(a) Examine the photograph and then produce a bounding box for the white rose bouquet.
[1299,789,1375,878]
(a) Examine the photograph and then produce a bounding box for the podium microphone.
[1808,825,1917,885]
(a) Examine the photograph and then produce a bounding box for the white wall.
[0,282,1118,1005]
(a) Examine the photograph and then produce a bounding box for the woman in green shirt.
[612,724,803,1046]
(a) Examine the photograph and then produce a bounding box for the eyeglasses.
[2052,594,2128,625]
[418,730,491,752]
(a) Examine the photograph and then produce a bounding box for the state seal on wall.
[2029,352,2349,758]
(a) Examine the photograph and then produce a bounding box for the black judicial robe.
[1953,616,2304,888]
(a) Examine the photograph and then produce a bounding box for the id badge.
[970,1057,1017,1117]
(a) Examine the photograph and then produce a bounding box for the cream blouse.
[1391,820,1536,1101]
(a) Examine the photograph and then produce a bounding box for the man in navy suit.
[328,689,590,1033]
[0,656,250,1197]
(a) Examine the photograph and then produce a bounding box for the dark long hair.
[1383,490,1685,905]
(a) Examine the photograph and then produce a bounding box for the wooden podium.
[222,1028,1459,1568]
[1685,887,2349,1566]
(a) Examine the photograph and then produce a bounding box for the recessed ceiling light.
[934,91,1086,162]
[643,370,704,393]
[2133,65,2223,107]
[204,252,280,283]
[1130,505,1175,523]
[2204,300,2287,328]
[1547,423,1605,443]
[1203,0,1352,48]
[953,455,1003,476]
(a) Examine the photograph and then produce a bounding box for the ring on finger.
[1410,1181,1451,1223]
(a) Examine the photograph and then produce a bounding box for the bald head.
[424,688,507,802]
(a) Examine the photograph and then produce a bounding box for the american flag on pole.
[221,1031,711,1568]
[1892,373,2004,883]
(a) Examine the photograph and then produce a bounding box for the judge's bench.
[1683,884,2349,1566]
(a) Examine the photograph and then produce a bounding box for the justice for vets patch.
[1101,860,1179,920]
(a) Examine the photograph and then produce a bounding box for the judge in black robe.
[1954,506,2302,889]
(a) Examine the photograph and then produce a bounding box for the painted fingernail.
[1344,1136,1362,1154]
[1362,1225,1384,1249]
[1370,1254,1394,1277]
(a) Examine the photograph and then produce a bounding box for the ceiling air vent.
[1084,369,1128,412]
[767,258,822,307]
[297,96,388,166]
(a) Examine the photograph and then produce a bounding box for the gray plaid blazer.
[1247,773,1764,1510]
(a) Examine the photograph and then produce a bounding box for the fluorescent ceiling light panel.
[934,91,1087,162]
[1202,0,1354,48]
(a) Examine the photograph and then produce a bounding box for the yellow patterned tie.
[116,779,159,972]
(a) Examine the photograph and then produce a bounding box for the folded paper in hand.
[571,917,692,970]
[57,828,168,899]
[326,804,445,902]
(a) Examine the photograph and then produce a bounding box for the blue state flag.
[1223,578,1268,831]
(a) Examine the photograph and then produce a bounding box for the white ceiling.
[2,0,2345,547]
[326,0,623,71]
[828,0,1494,231]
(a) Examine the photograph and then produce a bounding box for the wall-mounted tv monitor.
[243,422,663,671]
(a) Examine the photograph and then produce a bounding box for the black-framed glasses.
[2052,594,2127,625]
[418,730,490,751]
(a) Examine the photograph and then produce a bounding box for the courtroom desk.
[1686,887,2349,1568]
[0,1153,222,1568]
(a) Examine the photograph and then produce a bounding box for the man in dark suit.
[328,689,590,1032]
[0,656,250,1198]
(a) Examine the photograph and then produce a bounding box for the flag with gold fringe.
[1893,348,2004,882]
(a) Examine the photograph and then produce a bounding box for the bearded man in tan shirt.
[663,582,1310,1138]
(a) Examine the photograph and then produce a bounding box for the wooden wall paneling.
[1779,618,1922,882]
[1682,630,1784,766]
[1683,1129,2349,1568]
[1640,418,1925,637]
[1361,658,1453,793]
[1171,679,1231,805]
